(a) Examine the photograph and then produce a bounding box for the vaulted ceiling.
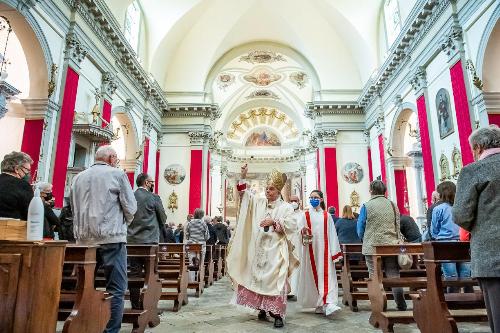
[106,0,385,93]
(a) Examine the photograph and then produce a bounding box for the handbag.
[390,201,413,270]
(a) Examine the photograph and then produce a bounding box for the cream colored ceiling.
[106,0,385,93]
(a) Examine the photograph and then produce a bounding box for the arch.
[111,106,140,161]
[476,2,500,82]
[0,2,51,98]
[203,41,321,96]
[389,102,418,157]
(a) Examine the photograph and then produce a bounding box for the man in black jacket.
[213,216,230,245]
[0,151,33,220]
[127,173,167,309]
[399,214,421,242]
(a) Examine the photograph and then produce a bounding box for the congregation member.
[174,223,184,243]
[225,219,232,238]
[127,173,167,309]
[431,181,471,293]
[327,206,338,223]
[227,164,298,328]
[334,205,361,245]
[288,194,303,300]
[164,222,177,243]
[185,208,210,246]
[0,151,33,220]
[71,145,137,333]
[357,180,407,311]
[297,190,342,316]
[58,197,75,242]
[206,216,217,245]
[36,181,61,240]
[399,214,421,243]
[453,125,500,333]
[214,215,230,245]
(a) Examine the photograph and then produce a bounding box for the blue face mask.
[309,198,320,208]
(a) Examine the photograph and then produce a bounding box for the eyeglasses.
[19,166,31,174]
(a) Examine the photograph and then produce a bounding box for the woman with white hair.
[35,181,61,239]
[453,125,500,333]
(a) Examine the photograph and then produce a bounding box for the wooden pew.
[220,244,228,276]
[340,244,369,312]
[0,240,66,333]
[58,245,110,333]
[125,244,162,332]
[412,241,487,333]
[185,243,205,297]
[204,245,215,287]
[157,243,188,311]
[367,243,426,332]
[213,244,223,281]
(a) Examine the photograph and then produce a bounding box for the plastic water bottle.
[27,186,44,241]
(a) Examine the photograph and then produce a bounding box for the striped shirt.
[185,219,209,244]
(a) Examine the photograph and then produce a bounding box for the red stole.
[305,210,329,304]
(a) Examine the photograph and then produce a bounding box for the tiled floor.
[111,277,491,333]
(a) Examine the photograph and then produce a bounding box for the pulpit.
[0,241,66,333]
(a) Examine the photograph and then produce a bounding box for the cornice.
[62,0,168,114]
[359,0,450,107]
[305,101,363,119]
[164,103,220,120]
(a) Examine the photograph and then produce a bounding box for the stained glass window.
[384,0,401,48]
[124,1,140,53]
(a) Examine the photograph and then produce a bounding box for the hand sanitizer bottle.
[27,186,44,241]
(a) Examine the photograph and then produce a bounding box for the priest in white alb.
[288,194,304,300]
[297,189,342,316]
[227,164,299,328]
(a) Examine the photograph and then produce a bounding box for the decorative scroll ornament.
[315,129,338,145]
[409,66,427,93]
[350,190,360,212]
[102,72,118,96]
[65,32,88,65]
[216,72,235,91]
[167,190,178,213]
[465,60,483,91]
[239,50,286,64]
[289,71,308,88]
[439,153,451,181]
[47,64,58,98]
[245,89,280,100]
[188,131,211,145]
[451,146,462,178]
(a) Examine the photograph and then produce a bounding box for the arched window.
[384,0,401,48]
[124,1,141,53]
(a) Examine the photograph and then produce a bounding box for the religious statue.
[439,153,451,181]
[451,146,462,178]
[350,190,360,212]
[90,89,102,125]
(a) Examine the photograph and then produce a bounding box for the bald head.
[431,191,440,204]
[95,145,119,167]
[290,195,299,202]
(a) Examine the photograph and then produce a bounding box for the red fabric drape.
[205,151,211,213]
[126,171,135,188]
[450,60,474,166]
[416,95,436,206]
[154,149,160,194]
[189,149,203,214]
[324,147,339,213]
[142,137,150,174]
[378,135,386,183]
[367,147,374,182]
[316,149,321,190]
[21,119,44,182]
[52,67,80,208]
[488,113,500,127]
[102,100,112,128]
[394,169,409,215]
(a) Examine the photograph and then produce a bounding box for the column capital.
[440,24,464,64]
[409,66,427,95]
[21,98,50,120]
[0,80,21,119]
[386,156,411,169]
[188,131,212,146]
[315,128,338,146]
[407,150,423,168]
[101,72,118,100]
[64,32,88,69]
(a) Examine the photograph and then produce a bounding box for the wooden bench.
[340,244,369,312]
[204,245,215,287]
[125,244,162,332]
[412,241,487,333]
[220,244,228,276]
[158,243,188,311]
[213,244,223,281]
[58,245,110,333]
[367,243,426,332]
[185,243,205,297]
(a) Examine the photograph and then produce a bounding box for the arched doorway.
[482,17,500,126]
[111,109,140,186]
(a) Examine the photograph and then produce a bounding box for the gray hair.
[203,216,212,224]
[193,208,205,220]
[1,151,33,172]
[469,125,500,150]
[35,181,52,192]
[95,145,117,161]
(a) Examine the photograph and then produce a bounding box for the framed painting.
[435,88,455,139]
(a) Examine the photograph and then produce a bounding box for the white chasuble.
[226,188,299,296]
[289,209,304,296]
[297,208,342,315]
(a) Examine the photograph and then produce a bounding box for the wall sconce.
[168,190,178,213]
[0,16,13,80]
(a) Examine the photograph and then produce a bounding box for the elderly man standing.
[453,125,500,333]
[0,151,33,220]
[71,145,137,333]
[227,164,299,328]
[288,194,303,300]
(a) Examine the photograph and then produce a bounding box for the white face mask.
[291,202,299,210]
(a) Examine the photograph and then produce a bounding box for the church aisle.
[116,277,488,333]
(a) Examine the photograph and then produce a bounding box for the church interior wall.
[368,125,381,180]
